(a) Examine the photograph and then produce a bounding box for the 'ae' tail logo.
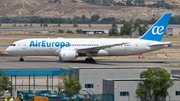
[152,26,164,35]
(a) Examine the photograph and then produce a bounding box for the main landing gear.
[85,52,96,63]
[85,58,95,63]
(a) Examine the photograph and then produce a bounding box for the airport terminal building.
[103,79,180,101]
[71,67,180,101]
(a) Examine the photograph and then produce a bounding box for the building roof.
[103,78,145,81]
[103,77,180,81]
[168,24,180,28]
[1,68,72,76]
[70,66,163,69]
[82,28,109,31]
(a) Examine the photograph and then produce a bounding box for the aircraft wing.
[148,42,172,47]
[76,42,128,53]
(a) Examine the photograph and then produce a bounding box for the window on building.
[176,91,180,95]
[85,84,94,88]
[120,91,129,96]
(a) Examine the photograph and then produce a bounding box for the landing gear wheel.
[89,58,95,63]
[85,58,95,63]
[19,58,24,61]
[85,58,90,63]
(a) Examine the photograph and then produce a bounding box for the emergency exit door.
[133,42,138,49]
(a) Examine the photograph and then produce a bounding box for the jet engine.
[59,49,78,61]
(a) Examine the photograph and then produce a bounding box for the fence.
[17,90,114,101]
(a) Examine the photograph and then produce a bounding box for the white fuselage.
[6,38,167,56]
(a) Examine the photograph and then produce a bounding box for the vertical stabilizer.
[139,13,172,41]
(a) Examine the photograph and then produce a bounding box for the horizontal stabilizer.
[148,42,172,46]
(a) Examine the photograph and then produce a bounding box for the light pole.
[128,92,130,101]
[83,88,95,101]
[115,86,117,101]
[97,83,99,94]
[22,80,24,89]
[168,94,170,101]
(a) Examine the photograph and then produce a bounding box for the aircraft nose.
[6,47,11,53]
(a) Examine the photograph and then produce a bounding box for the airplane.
[6,12,172,63]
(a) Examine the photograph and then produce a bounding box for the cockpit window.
[10,44,16,46]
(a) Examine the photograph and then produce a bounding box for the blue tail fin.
[139,13,172,41]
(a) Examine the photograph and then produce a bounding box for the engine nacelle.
[59,49,78,61]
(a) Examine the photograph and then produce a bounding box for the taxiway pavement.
[0,56,179,69]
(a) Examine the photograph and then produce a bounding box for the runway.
[0,56,179,69]
[0,44,9,48]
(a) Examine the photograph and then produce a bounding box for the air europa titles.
[29,40,70,48]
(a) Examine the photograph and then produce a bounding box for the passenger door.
[22,42,27,49]
[133,42,138,49]
[125,43,132,54]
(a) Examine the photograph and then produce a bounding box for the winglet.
[139,13,172,42]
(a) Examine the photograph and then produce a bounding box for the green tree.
[136,67,174,101]
[57,73,82,96]
[126,0,133,6]
[133,20,148,36]
[67,29,73,34]
[102,0,113,6]
[82,15,87,21]
[138,22,148,35]
[13,24,16,27]
[135,0,145,6]
[134,20,140,28]
[143,22,148,28]
[89,23,91,27]
[0,23,1,27]
[109,21,119,36]
[30,23,33,27]
[73,22,78,27]
[90,15,100,23]
[58,29,64,33]
[134,1,137,6]
[82,0,100,5]
[44,22,48,27]
[76,29,83,34]
[120,21,133,35]
[147,1,174,9]
[24,23,28,27]
[58,23,61,27]
[0,70,13,97]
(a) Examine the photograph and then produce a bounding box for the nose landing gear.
[18,55,24,61]
[19,57,24,61]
